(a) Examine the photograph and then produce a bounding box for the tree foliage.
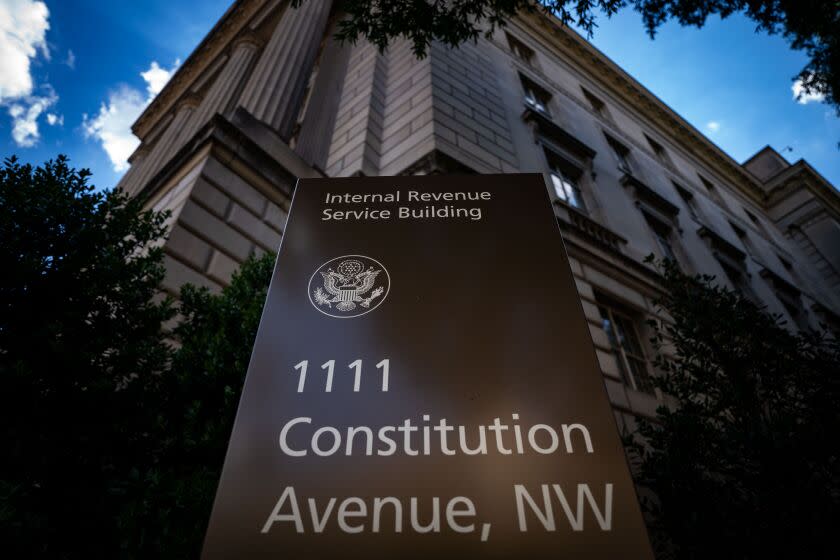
[141,252,276,556]
[313,0,839,114]
[0,154,275,558]
[0,156,174,557]
[628,258,840,559]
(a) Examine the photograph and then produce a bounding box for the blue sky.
[1,0,838,191]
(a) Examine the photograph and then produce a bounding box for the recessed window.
[730,221,756,255]
[777,253,803,285]
[581,87,607,117]
[698,174,725,206]
[673,181,698,219]
[644,213,679,264]
[717,258,757,301]
[545,149,586,211]
[778,255,793,272]
[744,208,771,237]
[762,267,808,329]
[507,33,535,65]
[644,134,672,166]
[605,134,632,173]
[520,75,551,115]
[597,299,655,394]
[778,294,808,330]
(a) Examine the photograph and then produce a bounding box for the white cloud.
[705,121,721,133]
[65,48,75,69]
[140,60,177,97]
[0,0,50,103]
[8,88,56,146]
[0,0,56,147]
[82,86,146,172]
[792,77,825,105]
[83,60,179,172]
[46,111,62,125]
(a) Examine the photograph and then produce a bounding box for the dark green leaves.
[309,0,838,116]
[0,154,275,557]
[627,257,840,558]
[0,156,174,558]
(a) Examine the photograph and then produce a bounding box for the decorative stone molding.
[620,173,680,225]
[557,204,628,255]
[133,0,272,139]
[522,106,596,160]
[697,225,747,264]
[179,92,204,110]
[767,162,840,218]
[232,29,264,50]
[524,12,766,205]
[400,150,477,176]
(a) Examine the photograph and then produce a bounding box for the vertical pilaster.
[129,98,200,195]
[180,36,261,142]
[238,0,332,138]
[117,146,149,196]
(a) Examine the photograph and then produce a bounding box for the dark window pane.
[628,357,654,393]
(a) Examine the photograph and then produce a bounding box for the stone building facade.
[119,0,840,426]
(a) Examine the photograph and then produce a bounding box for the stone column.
[130,97,200,194]
[179,34,261,142]
[116,145,150,196]
[238,0,333,138]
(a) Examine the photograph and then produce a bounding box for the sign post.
[201,174,655,558]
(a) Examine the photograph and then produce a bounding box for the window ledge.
[556,202,627,254]
[697,225,747,262]
[621,173,680,217]
[521,107,597,160]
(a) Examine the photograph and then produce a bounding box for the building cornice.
[766,160,840,218]
[521,12,768,206]
[132,0,273,139]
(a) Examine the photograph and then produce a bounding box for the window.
[520,75,551,115]
[744,208,771,238]
[605,134,632,173]
[698,174,725,206]
[777,290,808,330]
[761,266,808,329]
[763,260,808,329]
[673,181,698,219]
[718,258,757,301]
[597,301,655,393]
[644,213,678,264]
[581,87,607,118]
[777,254,802,284]
[507,33,535,65]
[729,221,756,256]
[698,225,755,300]
[778,255,793,271]
[545,150,586,211]
[644,134,672,166]
[812,304,840,336]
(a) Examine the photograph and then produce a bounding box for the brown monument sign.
[201,174,654,558]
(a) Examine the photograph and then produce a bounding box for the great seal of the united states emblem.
[308,255,390,318]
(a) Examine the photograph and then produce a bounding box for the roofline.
[131,0,258,138]
[130,0,836,205]
[523,12,769,203]
[742,144,791,168]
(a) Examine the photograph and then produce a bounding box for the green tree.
[315,0,839,115]
[627,258,840,559]
[139,252,275,557]
[0,156,174,557]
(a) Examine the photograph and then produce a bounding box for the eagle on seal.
[314,262,383,312]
